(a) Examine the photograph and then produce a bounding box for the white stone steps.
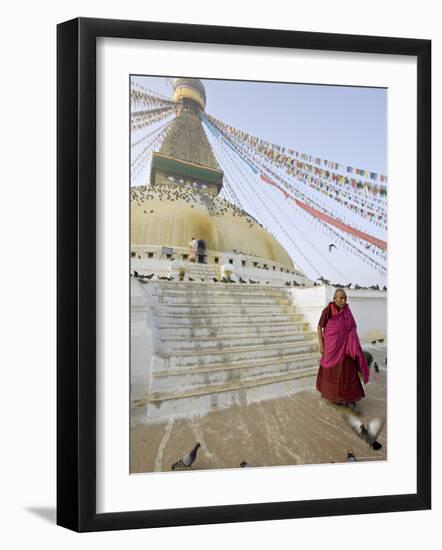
[157,321,309,338]
[134,278,321,419]
[154,303,296,315]
[152,281,290,292]
[153,350,319,378]
[161,330,315,352]
[149,365,319,403]
[155,312,303,325]
[161,339,318,368]
[156,295,293,306]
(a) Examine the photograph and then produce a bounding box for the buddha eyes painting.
[130,75,387,473]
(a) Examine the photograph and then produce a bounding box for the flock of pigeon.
[131,183,261,228]
[314,276,387,291]
[131,271,387,291]
[170,413,385,471]
[132,271,288,285]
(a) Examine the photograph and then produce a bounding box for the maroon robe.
[316,304,365,403]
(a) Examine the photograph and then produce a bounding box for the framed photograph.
[57,17,431,532]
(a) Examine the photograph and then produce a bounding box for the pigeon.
[285,281,291,286]
[377,338,384,343]
[345,414,385,450]
[383,286,387,291]
[145,273,154,279]
[188,277,195,282]
[370,340,377,345]
[373,362,380,373]
[292,280,300,286]
[171,443,201,470]
[239,277,247,284]
[249,279,257,284]
[345,283,352,289]
[328,244,337,252]
[240,461,256,468]
[133,270,139,278]
[347,451,357,462]
[200,278,205,282]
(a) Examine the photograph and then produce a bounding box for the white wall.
[292,285,387,342]
[1,1,439,548]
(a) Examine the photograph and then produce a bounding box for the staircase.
[174,261,219,281]
[132,279,320,421]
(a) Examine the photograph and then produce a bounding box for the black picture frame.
[57,17,431,532]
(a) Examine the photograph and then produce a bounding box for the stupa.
[130,78,310,284]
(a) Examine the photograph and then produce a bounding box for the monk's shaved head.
[333,288,347,300]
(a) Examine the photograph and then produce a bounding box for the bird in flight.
[345,415,385,450]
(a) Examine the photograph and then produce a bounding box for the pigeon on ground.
[293,280,300,286]
[377,338,384,343]
[383,286,387,291]
[370,340,377,345]
[347,451,357,462]
[188,277,195,281]
[285,281,291,286]
[240,461,256,468]
[133,271,139,278]
[239,277,247,284]
[345,414,385,450]
[212,278,218,283]
[171,443,201,470]
[145,273,154,279]
[373,362,380,373]
[249,279,257,284]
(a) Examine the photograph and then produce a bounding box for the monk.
[316,288,369,415]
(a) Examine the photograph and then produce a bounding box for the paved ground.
[131,345,387,473]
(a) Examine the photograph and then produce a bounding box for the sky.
[131,75,387,286]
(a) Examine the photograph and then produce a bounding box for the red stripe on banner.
[259,173,387,251]
[260,174,290,198]
[294,199,387,251]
